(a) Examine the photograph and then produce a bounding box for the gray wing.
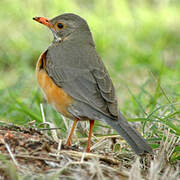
[45,51,118,119]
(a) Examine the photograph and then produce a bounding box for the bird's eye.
[57,23,64,29]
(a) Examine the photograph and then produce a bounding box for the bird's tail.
[104,112,152,155]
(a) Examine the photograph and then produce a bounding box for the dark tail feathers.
[104,112,152,155]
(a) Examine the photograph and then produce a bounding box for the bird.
[33,13,152,154]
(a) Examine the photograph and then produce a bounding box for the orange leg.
[66,118,78,146]
[86,120,95,152]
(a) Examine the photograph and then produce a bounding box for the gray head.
[33,13,91,42]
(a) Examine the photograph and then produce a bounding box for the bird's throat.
[51,29,62,43]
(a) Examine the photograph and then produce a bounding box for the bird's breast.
[36,51,74,119]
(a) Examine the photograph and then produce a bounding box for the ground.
[0,123,179,179]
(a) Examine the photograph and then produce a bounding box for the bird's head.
[33,13,91,43]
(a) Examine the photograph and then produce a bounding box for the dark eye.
[57,23,64,29]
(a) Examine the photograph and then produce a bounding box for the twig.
[80,151,86,163]
[90,137,109,151]
[61,115,68,130]
[2,150,120,165]
[42,122,61,143]
[2,153,61,163]
[56,139,62,158]
[61,134,123,143]
[40,103,48,136]
[59,150,120,165]
[40,103,46,124]
[1,139,19,167]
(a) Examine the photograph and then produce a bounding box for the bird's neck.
[63,30,95,47]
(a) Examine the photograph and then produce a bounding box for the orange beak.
[33,17,54,28]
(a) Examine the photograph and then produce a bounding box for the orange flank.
[36,51,74,118]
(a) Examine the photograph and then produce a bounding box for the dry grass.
[0,123,179,180]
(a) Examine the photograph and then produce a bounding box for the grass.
[0,0,180,179]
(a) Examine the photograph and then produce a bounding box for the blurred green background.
[0,0,180,153]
